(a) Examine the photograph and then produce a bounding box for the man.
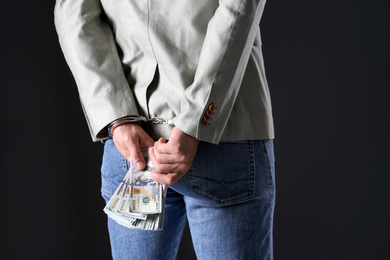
[55,0,275,259]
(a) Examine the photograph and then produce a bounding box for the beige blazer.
[54,0,274,144]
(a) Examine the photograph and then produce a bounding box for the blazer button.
[201,104,215,127]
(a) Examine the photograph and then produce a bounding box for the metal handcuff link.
[108,116,175,136]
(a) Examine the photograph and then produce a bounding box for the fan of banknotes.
[104,148,168,231]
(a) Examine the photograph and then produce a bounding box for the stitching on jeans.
[262,140,274,202]
[249,140,255,198]
[188,142,256,205]
[122,155,128,173]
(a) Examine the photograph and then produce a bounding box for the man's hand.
[112,123,154,170]
[149,127,199,185]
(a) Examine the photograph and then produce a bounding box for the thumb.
[129,143,146,170]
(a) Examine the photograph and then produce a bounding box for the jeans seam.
[249,140,255,201]
[262,140,274,203]
[123,155,129,172]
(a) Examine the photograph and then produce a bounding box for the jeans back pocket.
[188,141,255,205]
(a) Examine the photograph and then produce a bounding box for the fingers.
[149,146,184,164]
[112,123,154,170]
[150,171,184,186]
[149,147,187,173]
[149,127,199,179]
[111,125,198,186]
[153,137,171,154]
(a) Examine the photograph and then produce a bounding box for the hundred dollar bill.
[103,181,147,221]
[128,195,166,231]
[103,147,167,231]
[129,166,162,214]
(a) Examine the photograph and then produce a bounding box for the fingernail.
[136,162,145,169]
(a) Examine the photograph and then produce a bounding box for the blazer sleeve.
[54,0,139,141]
[172,0,267,144]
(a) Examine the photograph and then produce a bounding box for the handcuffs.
[108,116,174,136]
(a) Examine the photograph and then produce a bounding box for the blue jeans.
[101,139,275,260]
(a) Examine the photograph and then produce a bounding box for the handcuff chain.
[148,117,174,126]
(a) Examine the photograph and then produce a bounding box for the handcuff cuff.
[108,116,174,136]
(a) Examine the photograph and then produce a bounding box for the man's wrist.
[108,116,147,137]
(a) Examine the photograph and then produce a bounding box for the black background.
[0,0,389,259]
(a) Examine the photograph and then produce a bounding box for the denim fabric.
[101,139,275,260]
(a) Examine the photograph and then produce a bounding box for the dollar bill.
[103,147,167,231]
[129,166,162,214]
